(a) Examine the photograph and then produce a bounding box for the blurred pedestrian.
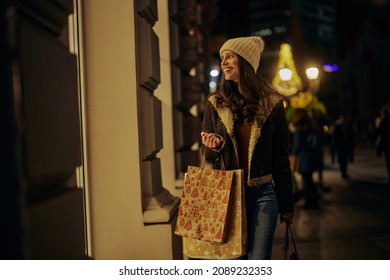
[328,123,336,164]
[201,36,294,259]
[291,108,320,208]
[308,109,325,183]
[377,106,390,185]
[334,114,354,179]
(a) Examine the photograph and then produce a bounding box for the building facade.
[1,0,202,260]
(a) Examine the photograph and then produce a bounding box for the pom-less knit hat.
[219,36,264,73]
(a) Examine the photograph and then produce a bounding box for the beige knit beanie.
[219,36,264,73]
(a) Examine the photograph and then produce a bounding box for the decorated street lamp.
[272,43,302,96]
[272,43,322,109]
[305,66,320,94]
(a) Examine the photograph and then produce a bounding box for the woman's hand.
[280,212,294,224]
[201,132,222,149]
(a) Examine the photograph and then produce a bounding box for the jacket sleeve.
[271,101,294,213]
[202,98,225,160]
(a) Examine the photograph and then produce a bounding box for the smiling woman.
[220,51,240,83]
[201,36,294,260]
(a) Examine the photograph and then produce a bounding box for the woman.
[201,36,294,260]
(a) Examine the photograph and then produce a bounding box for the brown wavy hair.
[215,54,279,124]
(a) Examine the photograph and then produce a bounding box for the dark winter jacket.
[202,92,294,213]
[292,128,320,173]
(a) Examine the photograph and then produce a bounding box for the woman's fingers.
[212,137,221,148]
[201,132,221,148]
[201,132,210,145]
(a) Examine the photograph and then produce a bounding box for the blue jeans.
[245,182,278,260]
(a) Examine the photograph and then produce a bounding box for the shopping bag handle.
[200,145,225,170]
[288,223,299,259]
[283,220,299,260]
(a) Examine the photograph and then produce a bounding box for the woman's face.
[220,50,240,84]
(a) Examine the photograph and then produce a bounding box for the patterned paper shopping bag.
[174,165,234,244]
[183,169,247,259]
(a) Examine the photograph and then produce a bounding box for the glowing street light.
[272,44,323,109]
[272,43,303,96]
[305,67,319,80]
[305,66,320,94]
[279,68,293,81]
[210,69,219,77]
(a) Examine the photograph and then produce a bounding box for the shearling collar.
[208,93,282,182]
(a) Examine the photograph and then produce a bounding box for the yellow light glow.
[290,92,313,108]
[305,67,319,80]
[272,43,302,96]
[279,68,292,81]
[323,125,329,133]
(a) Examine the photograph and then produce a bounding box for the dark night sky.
[212,0,390,58]
[336,0,390,59]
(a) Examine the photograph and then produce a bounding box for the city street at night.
[273,146,390,260]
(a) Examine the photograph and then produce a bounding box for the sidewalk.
[272,147,390,260]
